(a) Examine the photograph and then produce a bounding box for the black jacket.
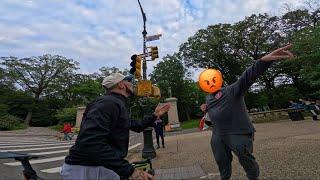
[65,92,156,178]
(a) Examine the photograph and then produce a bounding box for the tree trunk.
[25,111,32,126]
[24,93,40,126]
[263,76,275,108]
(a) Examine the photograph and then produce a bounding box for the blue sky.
[0,0,303,78]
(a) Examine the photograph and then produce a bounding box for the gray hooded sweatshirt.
[206,60,272,135]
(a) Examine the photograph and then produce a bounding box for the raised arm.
[230,44,294,96]
[130,103,171,133]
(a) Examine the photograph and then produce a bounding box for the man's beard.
[126,87,135,97]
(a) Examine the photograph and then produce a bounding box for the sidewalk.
[127,119,320,180]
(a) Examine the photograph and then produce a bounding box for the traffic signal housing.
[150,46,159,60]
[130,54,142,79]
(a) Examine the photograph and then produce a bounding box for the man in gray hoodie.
[200,44,294,180]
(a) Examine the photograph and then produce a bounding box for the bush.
[31,100,59,127]
[55,107,77,124]
[0,115,27,130]
[0,104,9,116]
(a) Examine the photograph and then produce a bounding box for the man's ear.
[117,81,125,89]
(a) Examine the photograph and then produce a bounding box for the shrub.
[0,104,9,116]
[0,115,27,130]
[55,107,77,124]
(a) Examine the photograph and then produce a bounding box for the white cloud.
[0,0,304,79]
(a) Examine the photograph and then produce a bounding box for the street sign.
[137,80,152,96]
[145,34,162,42]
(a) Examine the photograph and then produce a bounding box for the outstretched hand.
[261,44,294,62]
[153,103,171,117]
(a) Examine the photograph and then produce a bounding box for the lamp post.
[137,0,156,159]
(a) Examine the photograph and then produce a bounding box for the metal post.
[137,0,156,159]
[138,0,147,80]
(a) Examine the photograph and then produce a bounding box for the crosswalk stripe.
[0,141,66,146]
[128,143,141,150]
[31,149,69,155]
[40,167,61,173]
[4,156,66,166]
[0,142,73,149]
[0,141,57,144]
[0,145,72,152]
[0,139,59,143]
[38,143,142,174]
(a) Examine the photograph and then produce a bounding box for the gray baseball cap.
[102,73,134,89]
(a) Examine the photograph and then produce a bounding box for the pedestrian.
[154,117,165,148]
[61,123,72,141]
[200,44,294,180]
[60,73,170,180]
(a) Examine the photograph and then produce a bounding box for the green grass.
[50,124,64,132]
[181,119,199,129]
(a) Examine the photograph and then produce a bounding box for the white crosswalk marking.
[31,149,69,155]
[0,145,72,152]
[0,142,72,149]
[40,167,62,173]
[38,143,143,174]
[0,136,142,175]
[4,156,66,166]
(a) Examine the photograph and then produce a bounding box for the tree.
[179,14,287,107]
[1,54,79,125]
[233,14,286,107]
[279,26,320,99]
[150,54,204,121]
[179,24,243,84]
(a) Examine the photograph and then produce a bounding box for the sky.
[0,0,304,79]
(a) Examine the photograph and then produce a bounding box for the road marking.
[128,143,141,150]
[4,156,66,166]
[40,167,62,173]
[38,143,142,174]
[31,149,69,155]
[0,141,65,146]
[0,143,72,149]
[0,140,61,143]
[0,145,72,152]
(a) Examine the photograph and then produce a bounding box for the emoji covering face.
[198,69,223,93]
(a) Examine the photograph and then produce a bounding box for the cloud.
[0,0,304,78]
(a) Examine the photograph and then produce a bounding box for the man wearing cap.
[61,73,170,180]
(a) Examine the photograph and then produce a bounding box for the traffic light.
[150,46,159,60]
[130,54,142,79]
[130,54,137,75]
[135,55,142,79]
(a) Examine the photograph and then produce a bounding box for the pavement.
[1,118,319,179]
[127,118,320,180]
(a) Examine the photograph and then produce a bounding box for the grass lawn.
[181,119,200,129]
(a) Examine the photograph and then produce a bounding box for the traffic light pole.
[138,0,147,80]
[137,0,156,159]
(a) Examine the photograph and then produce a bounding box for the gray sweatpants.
[60,163,120,180]
[211,133,259,180]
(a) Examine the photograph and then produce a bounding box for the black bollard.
[142,127,156,159]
